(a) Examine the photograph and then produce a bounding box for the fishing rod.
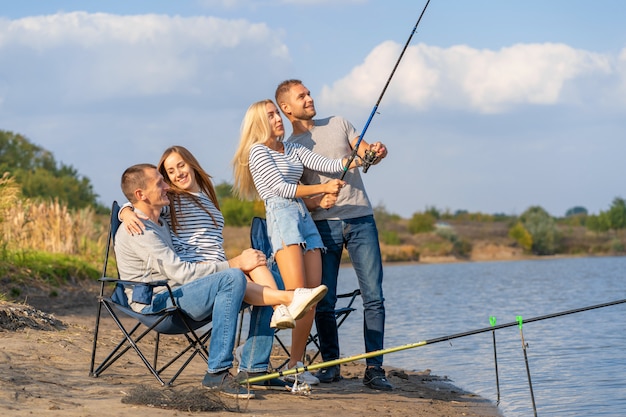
[489,316,501,404]
[341,0,432,179]
[516,316,538,417]
[243,297,626,385]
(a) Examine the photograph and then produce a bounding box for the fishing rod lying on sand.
[341,0,432,179]
[242,297,626,385]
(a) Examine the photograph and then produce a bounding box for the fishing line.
[243,297,626,385]
[341,0,432,179]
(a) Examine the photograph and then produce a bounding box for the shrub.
[409,212,436,234]
[380,230,401,245]
[519,206,561,255]
[220,198,264,227]
[508,222,533,251]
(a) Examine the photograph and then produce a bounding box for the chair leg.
[156,329,212,386]
[89,299,105,376]
[272,332,291,371]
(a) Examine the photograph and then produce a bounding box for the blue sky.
[1,0,625,218]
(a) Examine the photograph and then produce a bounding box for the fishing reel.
[361,149,378,173]
[290,381,312,396]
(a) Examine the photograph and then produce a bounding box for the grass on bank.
[0,175,108,300]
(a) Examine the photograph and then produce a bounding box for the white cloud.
[616,47,626,103]
[0,12,290,107]
[319,41,616,114]
[196,0,365,10]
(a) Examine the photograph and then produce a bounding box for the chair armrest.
[99,277,177,306]
[98,277,169,288]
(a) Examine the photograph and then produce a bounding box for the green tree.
[374,203,400,230]
[508,222,533,251]
[607,197,626,230]
[0,130,103,211]
[215,181,234,202]
[586,212,611,233]
[519,206,561,255]
[425,205,441,220]
[220,198,257,227]
[408,212,436,234]
[565,206,588,217]
[586,197,626,233]
[379,230,401,245]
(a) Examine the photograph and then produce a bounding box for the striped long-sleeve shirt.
[163,192,227,264]
[121,193,227,264]
[114,206,230,312]
[249,142,344,200]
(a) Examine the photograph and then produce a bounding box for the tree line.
[0,130,106,213]
[2,128,625,258]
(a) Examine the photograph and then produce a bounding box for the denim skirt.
[264,196,324,255]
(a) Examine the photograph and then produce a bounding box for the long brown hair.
[158,146,220,233]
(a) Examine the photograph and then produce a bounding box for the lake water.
[330,256,626,416]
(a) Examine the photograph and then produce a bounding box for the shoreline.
[380,251,613,266]
[3,254,621,416]
[0,287,502,417]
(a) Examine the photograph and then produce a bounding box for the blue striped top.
[249,142,344,200]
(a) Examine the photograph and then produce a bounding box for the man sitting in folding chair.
[115,163,252,399]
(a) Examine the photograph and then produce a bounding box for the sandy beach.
[0,283,501,416]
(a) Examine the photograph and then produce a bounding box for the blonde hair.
[158,145,220,233]
[232,99,280,200]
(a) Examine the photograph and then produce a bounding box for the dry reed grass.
[0,174,106,257]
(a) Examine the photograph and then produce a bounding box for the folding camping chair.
[89,201,213,386]
[248,216,361,370]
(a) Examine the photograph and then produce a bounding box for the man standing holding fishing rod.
[274,0,431,392]
[275,79,391,391]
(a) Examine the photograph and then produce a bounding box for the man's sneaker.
[315,365,342,383]
[270,304,296,329]
[202,370,255,399]
[244,371,293,391]
[288,285,328,321]
[282,361,319,385]
[363,366,393,391]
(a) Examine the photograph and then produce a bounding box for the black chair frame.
[89,201,213,386]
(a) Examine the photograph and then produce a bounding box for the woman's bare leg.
[243,278,293,306]
[248,265,279,289]
[276,245,323,368]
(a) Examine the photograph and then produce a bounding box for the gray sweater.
[286,116,374,221]
[114,209,230,312]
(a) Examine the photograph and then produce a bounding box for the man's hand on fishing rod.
[359,141,387,173]
[367,141,388,165]
[319,193,338,210]
[302,193,338,211]
[350,137,388,172]
[322,178,346,195]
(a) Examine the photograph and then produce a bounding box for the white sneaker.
[282,361,320,385]
[270,304,296,329]
[288,285,328,321]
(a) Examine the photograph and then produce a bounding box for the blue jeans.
[265,196,324,254]
[144,268,247,373]
[314,215,386,367]
[237,264,285,373]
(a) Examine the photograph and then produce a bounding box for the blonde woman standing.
[232,99,359,385]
